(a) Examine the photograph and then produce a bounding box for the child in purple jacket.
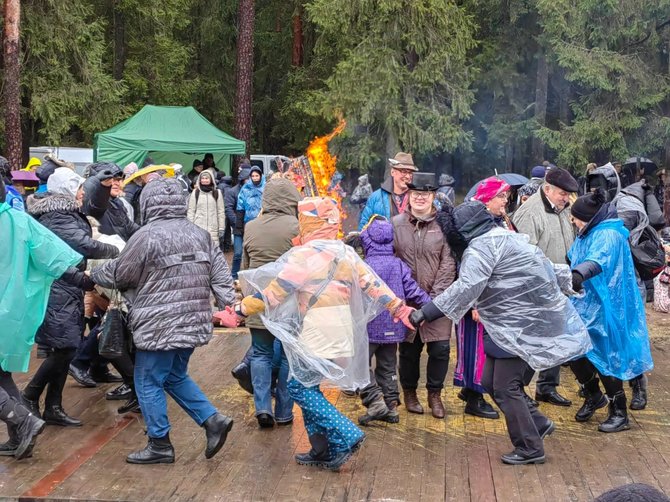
[358,218,431,425]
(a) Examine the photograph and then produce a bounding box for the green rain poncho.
[0,202,82,372]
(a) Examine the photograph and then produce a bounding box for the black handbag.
[631,225,665,281]
[98,269,126,360]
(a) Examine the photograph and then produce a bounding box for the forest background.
[4,0,670,189]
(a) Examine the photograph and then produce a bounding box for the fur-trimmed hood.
[28,193,80,217]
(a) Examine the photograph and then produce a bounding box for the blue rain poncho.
[568,217,653,380]
[0,202,82,372]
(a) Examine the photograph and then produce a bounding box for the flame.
[305,119,347,235]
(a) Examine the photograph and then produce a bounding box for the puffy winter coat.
[82,174,140,242]
[29,193,118,349]
[187,169,226,242]
[512,187,575,264]
[362,219,431,343]
[359,178,394,230]
[91,179,236,351]
[392,209,456,342]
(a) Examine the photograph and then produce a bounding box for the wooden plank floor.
[1,307,670,501]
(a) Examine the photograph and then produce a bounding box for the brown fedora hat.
[388,152,418,171]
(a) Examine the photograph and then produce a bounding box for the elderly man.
[513,167,579,407]
[358,152,417,230]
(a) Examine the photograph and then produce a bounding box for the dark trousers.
[71,326,108,376]
[24,347,77,407]
[482,356,548,457]
[399,338,450,392]
[569,357,624,396]
[360,343,399,407]
[111,351,136,391]
[536,366,561,394]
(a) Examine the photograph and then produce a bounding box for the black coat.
[225,184,242,235]
[123,182,143,224]
[82,175,140,241]
[29,193,118,349]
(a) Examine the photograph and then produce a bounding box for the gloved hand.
[213,306,241,328]
[571,271,584,292]
[409,309,426,329]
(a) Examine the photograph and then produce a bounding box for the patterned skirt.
[453,311,487,394]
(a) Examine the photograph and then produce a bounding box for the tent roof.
[94,105,245,166]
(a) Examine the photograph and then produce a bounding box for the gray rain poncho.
[431,215,592,370]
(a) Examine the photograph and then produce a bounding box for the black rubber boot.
[295,433,330,467]
[598,391,630,433]
[629,374,648,410]
[0,399,46,460]
[575,375,608,422]
[203,413,234,459]
[126,434,175,464]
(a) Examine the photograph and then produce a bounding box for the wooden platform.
[2,307,670,501]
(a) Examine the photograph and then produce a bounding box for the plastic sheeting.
[432,227,592,371]
[568,219,653,380]
[0,203,83,372]
[239,239,400,390]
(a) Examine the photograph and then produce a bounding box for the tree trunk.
[532,52,548,164]
[3,0,21,170]
[384,128,399,178]
[234,0,256,156]
[291,6,303,67]
[112,0,126,81]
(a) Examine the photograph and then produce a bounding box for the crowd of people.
[0,149,661,473]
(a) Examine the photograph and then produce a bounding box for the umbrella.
[465,173,529,200]
[122,164,175,187]
[623,157,657,176]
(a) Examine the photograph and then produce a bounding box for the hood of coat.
[196,168,217,191]
[249,166,265,187]
[140,178,188,224]
[47,168,84,198]
[620,180,646,203]
[28,192,80,217]
[437,201,495,260]
[587,163,621,201]
[261,178,301,217]
[579,202,619,238]
[439,174,455,187]
[361,218,394,257]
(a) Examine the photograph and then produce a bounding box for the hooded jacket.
[512,186,575,264]
[614,180,665,243]
[91,178,235,351]
[236,166,266,226]
[362,220,431,343]
[187,168,226,242]
[392,208,456,342]
[359,177,399,230]
[242,178,301,329]
[29,192,118,349]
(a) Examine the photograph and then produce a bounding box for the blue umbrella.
[465,173,529,200]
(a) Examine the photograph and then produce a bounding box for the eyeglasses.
[410,191,431,200]
[392,168,414,178]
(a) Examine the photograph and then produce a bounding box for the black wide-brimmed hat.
[407,172,437,191]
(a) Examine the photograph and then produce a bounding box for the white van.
[29,146,93,176]
[250,154,292,176]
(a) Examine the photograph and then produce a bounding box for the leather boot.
[203,412,234,459]
[358,396,390,426]
[575,375,608,422]
[427,390,446,419]
[598,391,630,433]
[629,374,648,410]
[0,399,46,460]
[231,362,253,395]
[117,395,140,414]
[403,389,424,414]
[464,391,500,420]
[20,392,41,419]
[43,405,82,427]
[126,434,175,464]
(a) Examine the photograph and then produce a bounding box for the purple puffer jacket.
[362,219,431,343]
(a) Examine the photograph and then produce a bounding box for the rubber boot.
[295,433,330,467]
[403,389,424,414]
[629,374,648,410]
[358,396,390,426]
[126,434,175,464]
[598,392,630,433]
[575,375,608,422]
[203,412,234,459]
[0,399,46,460]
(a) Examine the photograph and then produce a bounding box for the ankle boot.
[629,374,648,410]
[126,434,175,464]
[0,399,46,460]
[203,412,234,459]
[43,405,82,427]
[598,392,630,433]
[20,392,41,419]
[385,401,400,424]
[403,389,424,414]
[358,396,390,426]
[427,390,445,419]
[464,391,500,420]
[295,433,330,467]
[575,375,608,422]
[231,362,253,395]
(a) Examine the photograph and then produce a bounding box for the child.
[358,217,431,425]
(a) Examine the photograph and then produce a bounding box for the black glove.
[571,271,584,292]
[95,169,117,181]
[409,309,425,329]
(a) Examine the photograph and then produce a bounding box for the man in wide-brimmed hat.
[358,152,418,230]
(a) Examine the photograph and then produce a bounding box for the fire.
[305,120,347,234]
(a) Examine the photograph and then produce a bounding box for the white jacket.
[187,169,225,242]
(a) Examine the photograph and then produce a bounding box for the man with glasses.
[358,152,418,230]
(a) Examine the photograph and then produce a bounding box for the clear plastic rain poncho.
[239,239,400,390]
[432,227,592,371]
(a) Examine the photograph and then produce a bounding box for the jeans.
[250,328,293,422]
[399,338,450,391]
[24,348,76,407]
[231,234,244,279]
[72,325,108,376]
[288,377,364,454]
[481,356,549,457]
[134,348,217,438]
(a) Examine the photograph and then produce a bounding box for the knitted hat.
[473,177,511,204]
[545,166,579,192]
[571,189,607,222]
[530,165,546,178]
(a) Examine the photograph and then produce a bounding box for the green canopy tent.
[94,105,246,174]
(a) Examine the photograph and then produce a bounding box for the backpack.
[630,225,665,280]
